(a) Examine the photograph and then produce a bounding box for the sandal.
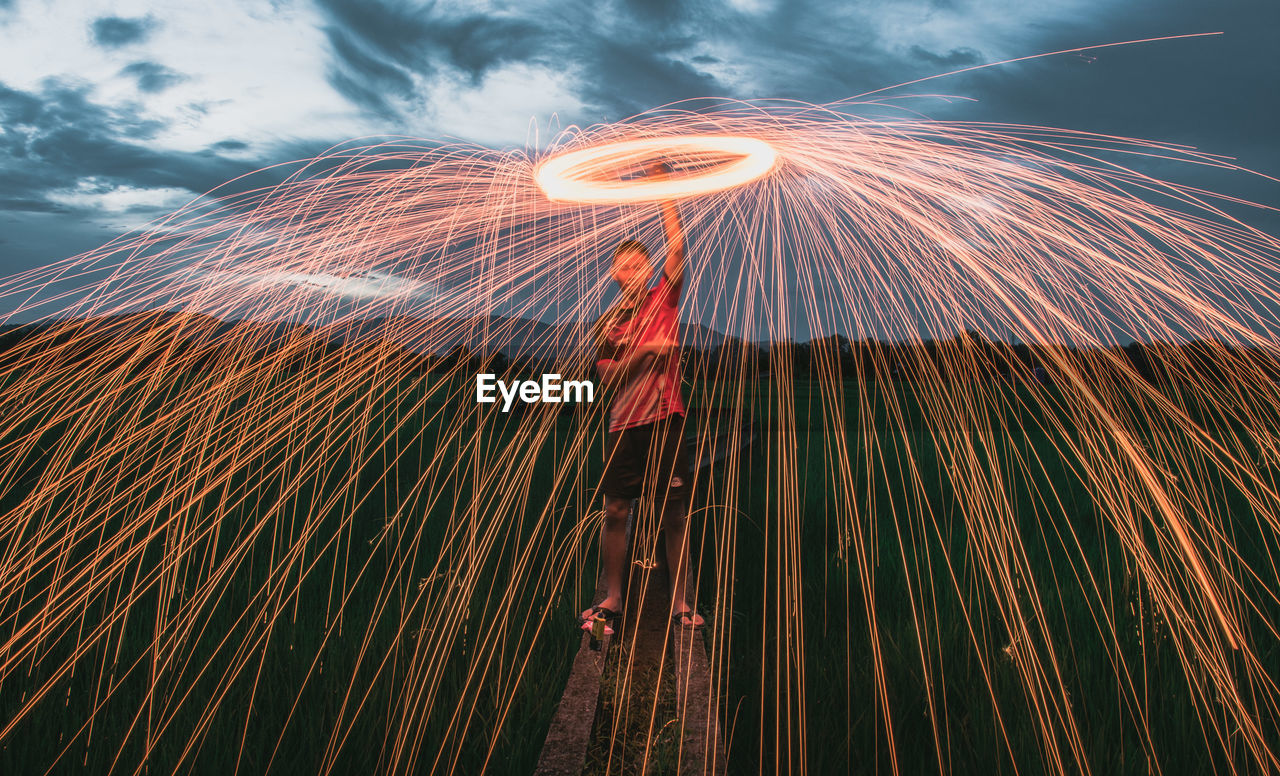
[579,604,622,624]
[670,609,705,628]
[580,604,621,638]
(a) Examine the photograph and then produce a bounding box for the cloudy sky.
[1,0,1277,278]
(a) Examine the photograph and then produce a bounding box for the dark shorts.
[600,414,691,503]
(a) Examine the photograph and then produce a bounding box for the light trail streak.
[0,99,1278,775]
[534,135,778,204]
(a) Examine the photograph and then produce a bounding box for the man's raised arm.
[648,162,686,294]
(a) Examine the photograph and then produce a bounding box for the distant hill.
[326,315,729,359]
[7,311,1269,386]
[0,310,735,374]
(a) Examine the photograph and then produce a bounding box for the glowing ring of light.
[535,135,778,204]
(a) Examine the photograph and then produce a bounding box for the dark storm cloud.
[90,15,156,48]
[910,45,981,67]
[617,0,693,23]
[0,198,64,213]
[313,0,434,71]
[0,76,330,278]
[315,0,553,121]
[322,27,417,117]
[0,81,41,122]
[120,62,187,93]
[313,0,732,121]
[560,0,910,112]
[577,40,722,118]
[919,0,1280,216]
[565,1,733,117]
[0,80,254,212]
[322,0,543,78]
[432,15,545,84]
[327,69,398,118]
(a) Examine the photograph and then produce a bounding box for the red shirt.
[596,275,686,432]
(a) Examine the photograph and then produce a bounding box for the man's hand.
[646,160,671,179]
[638,340,676,360]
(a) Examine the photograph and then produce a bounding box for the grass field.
[2,369,1277,774]
[713,376,1280,775]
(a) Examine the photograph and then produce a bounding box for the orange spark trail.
[0,101,1278,776]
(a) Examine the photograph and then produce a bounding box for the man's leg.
[581,495,631,618]
[662,498,705,626]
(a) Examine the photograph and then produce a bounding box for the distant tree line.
[691,331,1280,386]
[3,317,1277,387]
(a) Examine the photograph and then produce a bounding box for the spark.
[0,98,1278,776]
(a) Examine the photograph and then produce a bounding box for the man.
[580,160,705,630]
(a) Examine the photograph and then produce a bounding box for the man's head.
[611,239,650,295]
